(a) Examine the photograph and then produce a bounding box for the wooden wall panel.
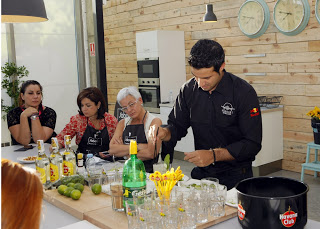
[103,0,320,174]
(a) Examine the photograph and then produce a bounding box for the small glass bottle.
[35,140,51,189]
[49,137,63,185]
[62,135,76,176]
[76,153,86,175]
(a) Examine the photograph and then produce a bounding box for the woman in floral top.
[56,87,117,158]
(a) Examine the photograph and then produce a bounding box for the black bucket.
[235,177,309,229]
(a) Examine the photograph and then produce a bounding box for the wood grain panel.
[103,0,320,174]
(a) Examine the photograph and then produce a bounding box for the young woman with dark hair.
[7,80,57,146]
[55,87,118,158]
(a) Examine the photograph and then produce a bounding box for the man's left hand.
[184,150,214,167]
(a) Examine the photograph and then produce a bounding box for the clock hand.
[279,11,292,15]
[282,13,289,21]
[242,16,254,19]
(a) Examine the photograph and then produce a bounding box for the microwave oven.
[137,59,159,78]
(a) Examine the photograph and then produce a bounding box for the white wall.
[1,0,79,144]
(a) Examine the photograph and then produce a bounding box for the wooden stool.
[301,142,320,182]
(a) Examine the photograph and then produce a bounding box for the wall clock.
[273,0,310,36]
[316,0,320,24]
[238,0,270,38]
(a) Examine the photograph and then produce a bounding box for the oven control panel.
[138,78,160,86]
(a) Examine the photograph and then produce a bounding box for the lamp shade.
[203,4,217,22]
[1,0,48,23]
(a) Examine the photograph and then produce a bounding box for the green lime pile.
[57,182,84,200]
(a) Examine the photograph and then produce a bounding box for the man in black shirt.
[156,39,262,189]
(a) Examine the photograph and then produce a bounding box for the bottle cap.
[77,153,83,159]
[37,140,44,151]
[87,153,93,158]
[51,137,59,148]
[130,140,137,155]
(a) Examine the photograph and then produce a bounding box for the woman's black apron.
[77,118,110,160]
[122,111,156,172]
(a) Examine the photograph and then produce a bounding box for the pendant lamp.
[1,0,48,23]
[203,4,217,22]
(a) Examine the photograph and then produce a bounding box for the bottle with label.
[35,140,51,189]
[122,140,146,207]
[76,153,86,176]
[49,137,63,185]
[62,135,76,176]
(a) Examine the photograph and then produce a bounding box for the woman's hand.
[21,107,38,118]
[113,136,123,145]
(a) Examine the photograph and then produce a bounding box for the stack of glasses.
[125,177,227,229]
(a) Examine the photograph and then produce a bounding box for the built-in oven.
[137,59,159,79]
[138,78,160,113]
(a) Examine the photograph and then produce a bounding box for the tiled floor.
[172,159,320,222]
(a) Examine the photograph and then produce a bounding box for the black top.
[167,70,262,169]
[7,106,57,145]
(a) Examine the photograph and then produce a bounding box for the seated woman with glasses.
[54,87,118,159]
[99,86,162,172]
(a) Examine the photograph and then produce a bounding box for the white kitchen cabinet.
[136,30,186,103]
[253,107,284,167]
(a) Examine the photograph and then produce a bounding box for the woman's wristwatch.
[30,113,39,120]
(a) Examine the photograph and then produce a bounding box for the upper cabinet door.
[136,31,159,59]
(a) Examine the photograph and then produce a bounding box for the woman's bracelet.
[30,114,39,120]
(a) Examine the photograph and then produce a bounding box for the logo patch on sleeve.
[250,108,260,117]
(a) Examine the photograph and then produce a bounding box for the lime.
[74,183,84,193]
[67,182,75,188]
[70,189,81,200]
[64,187,75,197]
[91,183,102,195]
[57,185,68,195]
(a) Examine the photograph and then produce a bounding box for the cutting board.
[84,205,237,229]
[197,205,237,229]
[44,186,111,219]
[84,207,128,229]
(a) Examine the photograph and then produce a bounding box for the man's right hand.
[148,125,171,144]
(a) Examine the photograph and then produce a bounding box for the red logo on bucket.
[280,207,297,228]
[238,202,245,221]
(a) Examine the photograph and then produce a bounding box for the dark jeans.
[191,163,253,190]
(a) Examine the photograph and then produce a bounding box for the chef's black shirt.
[167,70,262,170]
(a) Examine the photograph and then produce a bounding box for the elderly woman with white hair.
[99,86,162,172]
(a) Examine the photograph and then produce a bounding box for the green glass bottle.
[122,140,146,207]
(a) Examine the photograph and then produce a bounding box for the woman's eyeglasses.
[121,100,138,112]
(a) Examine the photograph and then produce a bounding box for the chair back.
[114,102,128,121]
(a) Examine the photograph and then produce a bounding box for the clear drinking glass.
[211,184,227,217]
[110,181,124,212]
[175,186,197,229]
[125,200,139,229]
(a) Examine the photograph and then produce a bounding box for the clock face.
[238,1,264,35]
[274,0,304,32]
[316,0,320,24]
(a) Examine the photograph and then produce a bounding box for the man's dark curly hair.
[188,39,225,72]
